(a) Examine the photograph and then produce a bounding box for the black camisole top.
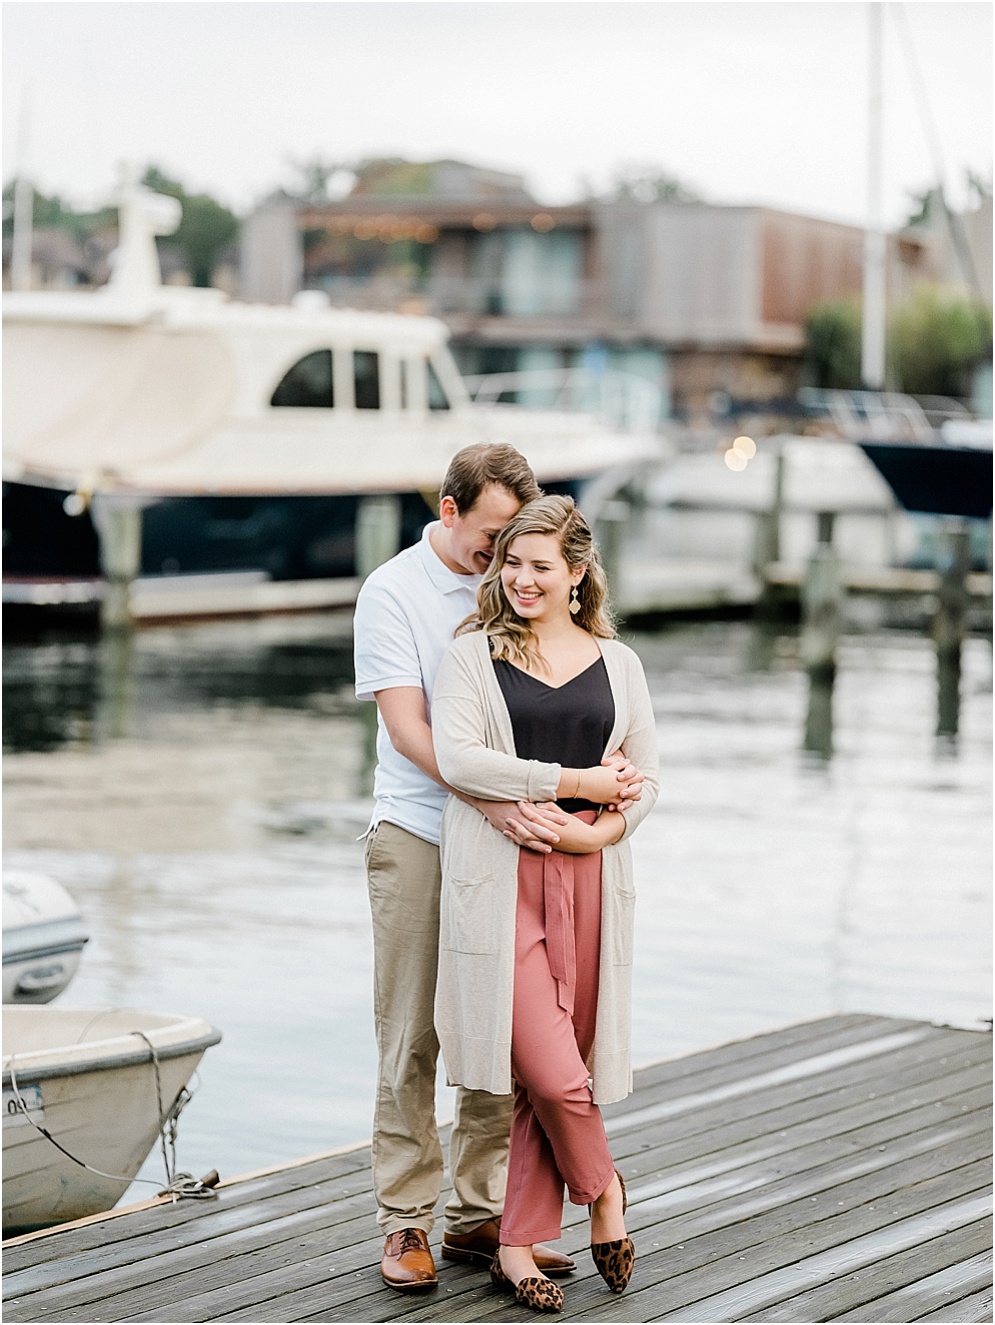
[493,654,615,814]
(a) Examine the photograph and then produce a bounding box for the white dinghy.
[2,871,89,1004]
[2,1005,221,1235]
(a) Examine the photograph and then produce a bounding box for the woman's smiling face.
[500,532,584,623]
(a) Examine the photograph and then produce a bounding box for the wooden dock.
[3,1014,991,1323]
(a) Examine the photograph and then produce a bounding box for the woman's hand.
[551,809,626,854]
[601,753,644,812]
[558,763,636,805]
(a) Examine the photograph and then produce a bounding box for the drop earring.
[569,586,581,615]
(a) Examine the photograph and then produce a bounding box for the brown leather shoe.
[380,1228,438,1292]
[442,1218,576,1276]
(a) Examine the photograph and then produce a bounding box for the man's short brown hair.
[440,443,541,514]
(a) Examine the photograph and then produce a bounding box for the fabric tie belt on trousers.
[541,809,599,1018]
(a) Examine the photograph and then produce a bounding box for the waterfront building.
[238,158,991,424]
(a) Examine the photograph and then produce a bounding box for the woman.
[432,495,659,1313]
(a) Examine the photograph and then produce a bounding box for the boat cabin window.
[270,350,334,408]
[427,360,451,411]
[354,351,381,410]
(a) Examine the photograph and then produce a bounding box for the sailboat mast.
[861,2,887,391]
[10,92,34,292]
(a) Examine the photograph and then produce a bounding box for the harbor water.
[2,614,991,1205]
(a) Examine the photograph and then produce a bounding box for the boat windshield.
[427,360,450,412]
[271,351,334,408]
[354,351,381,410]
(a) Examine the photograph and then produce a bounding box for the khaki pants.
[365,820,513,1236]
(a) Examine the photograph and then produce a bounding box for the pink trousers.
[500,812,617,1247]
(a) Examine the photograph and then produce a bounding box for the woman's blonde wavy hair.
[458,494,616,667]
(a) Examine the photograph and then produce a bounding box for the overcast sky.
[2,1,991,229]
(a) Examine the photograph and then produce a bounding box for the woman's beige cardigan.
[432,630,660,1106]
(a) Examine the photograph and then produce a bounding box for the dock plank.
[916,1286,994,1322]
[829,1242,993,1321]
[3,1015,989,1324]
[7,1016,964,1294]
[211,1126,992,1325]
[202,1108,992,1324]
[1,1015,879,1274]
[2,1145,374,1268]
[7,1039,986,1312]
[5,1060,991,1319]
[392,1172,992,1325]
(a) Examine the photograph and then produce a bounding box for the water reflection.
[2,640,101,752]
[798,635,972,765]
[96,631,137,743]
[3,615,360,755]
[936,647,961,747]
[743,618,782,674]
[803,674,834,761]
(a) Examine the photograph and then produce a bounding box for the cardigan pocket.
[443,875,497,955]
[608,879,636,965]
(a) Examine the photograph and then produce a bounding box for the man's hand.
[602,751,644,812]
[475,799,569,853]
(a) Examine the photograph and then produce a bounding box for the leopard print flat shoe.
[490,1251,565,1313]
[591,1170,634,1292]
[590,1236,635,1293]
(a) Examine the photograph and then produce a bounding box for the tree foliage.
[607,163,701,204]
[889,286,992,399]
[1,179,115,239]
[803,298,863,389]
[804,288,992,399]
[281,156,356,204]
[141,166,240,287]
[3,170,239,288]
[350,158,435,196]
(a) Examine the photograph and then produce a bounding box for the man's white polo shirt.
[354,522,481,846]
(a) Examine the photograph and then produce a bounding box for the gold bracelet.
[573,770,583,799]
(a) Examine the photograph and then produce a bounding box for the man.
[354,443,577,1292]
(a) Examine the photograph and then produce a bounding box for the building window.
[470,230,583,318]
[354,351,381,410]
[270,350,334,408]
[427,361,450,411]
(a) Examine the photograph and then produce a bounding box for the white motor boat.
[2,871,89,1004]
[2,1005,221,1234]
[3,181,657,622]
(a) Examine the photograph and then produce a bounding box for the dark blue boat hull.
[858,443,993,520]
[2,478,583,616]
[2,483,435,582]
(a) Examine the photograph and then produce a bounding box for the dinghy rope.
[5,1033,219,1204]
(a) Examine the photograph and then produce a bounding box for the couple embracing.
[354,443,659,1313]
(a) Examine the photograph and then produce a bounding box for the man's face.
[441,484,522,576]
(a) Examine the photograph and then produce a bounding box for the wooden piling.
[800,511,844,681]
[934,526,971,664]
[596,498,629,611]
[91,499,143,631]
[354,495,402,580]
[933,525,971,741]
[754,446,787,615]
